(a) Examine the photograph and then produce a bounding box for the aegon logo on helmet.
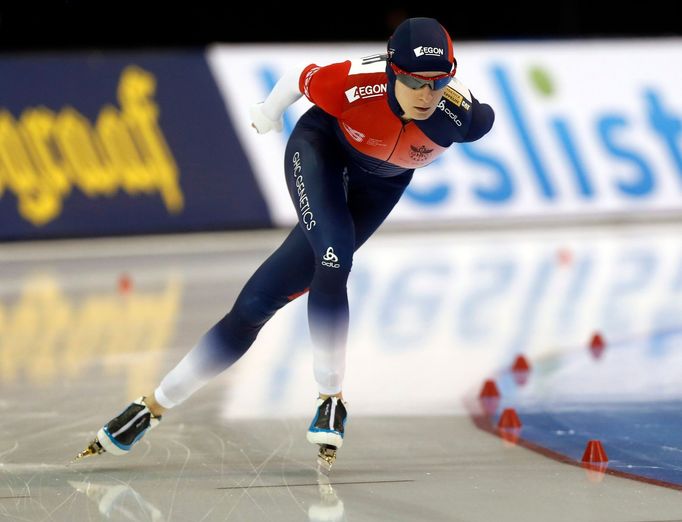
[414,46,444,57]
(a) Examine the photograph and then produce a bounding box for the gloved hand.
[250,102,283,134]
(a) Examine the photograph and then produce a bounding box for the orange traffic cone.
[118,273,133,294]
[497,408,522,429]
[479,379,500,398]
[512,355,531,372]
[589,332,606,359]
[582,439,608,463]
[582,439,609,482]
[511,355,531,385]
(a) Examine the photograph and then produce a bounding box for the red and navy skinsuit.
[299,53,493,176]
[199,55,494,377]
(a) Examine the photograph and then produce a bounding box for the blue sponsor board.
[0,52,271,240]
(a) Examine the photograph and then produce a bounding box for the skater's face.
[394,70,448,121]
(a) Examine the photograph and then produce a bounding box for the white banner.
[208,40,682,225]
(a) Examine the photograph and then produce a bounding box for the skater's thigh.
[348,169,414,250]
[284,124,355,269]
[238,226,315,301]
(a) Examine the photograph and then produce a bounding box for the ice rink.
[2,222,682,521]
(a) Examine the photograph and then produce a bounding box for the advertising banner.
[208,40,682,225]
[0,52,271,240]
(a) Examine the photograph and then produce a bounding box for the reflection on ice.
[308,470,345,522]
[503,331,682,408]
[68,480,164,521]
[224,224,682,418]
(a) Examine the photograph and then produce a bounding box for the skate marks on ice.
[68,479,164,521]
[4,227,682,521]
[7,473,351,522]
[5,402,682,521]
[1,471,164,521]
[64,422,350,522]
[73,419,411,521]
[215,478,414,490]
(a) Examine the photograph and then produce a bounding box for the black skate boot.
[73,397,161,461]
[306,396,347,471]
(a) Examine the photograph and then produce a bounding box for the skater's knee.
[312,241,352,290]
[232,291,281,326]
[213,291,280,346]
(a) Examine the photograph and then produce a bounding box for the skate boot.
[306,396,347,471]
[73,397,161,462]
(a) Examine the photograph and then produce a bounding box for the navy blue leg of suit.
[154,108,413,405]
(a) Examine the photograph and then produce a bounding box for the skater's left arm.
[250,66,304,134]
[250,60,350,134]
[444,77,495,143]
[464,94,495,142]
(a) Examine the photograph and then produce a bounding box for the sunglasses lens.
[432,77,451,89]
[397,74,429,90]
[395,70,451,90]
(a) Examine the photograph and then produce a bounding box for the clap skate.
[73,439,106,462]
[73,396,161,462]
[306,396,347,472]
[316,444,338,471]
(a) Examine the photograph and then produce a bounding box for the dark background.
[1,1,680,51]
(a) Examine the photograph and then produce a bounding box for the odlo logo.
[322,247,340,269]
[438,100,462,126]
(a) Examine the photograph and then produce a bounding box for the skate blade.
[71,439,105,463]
[316,444,337,473]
